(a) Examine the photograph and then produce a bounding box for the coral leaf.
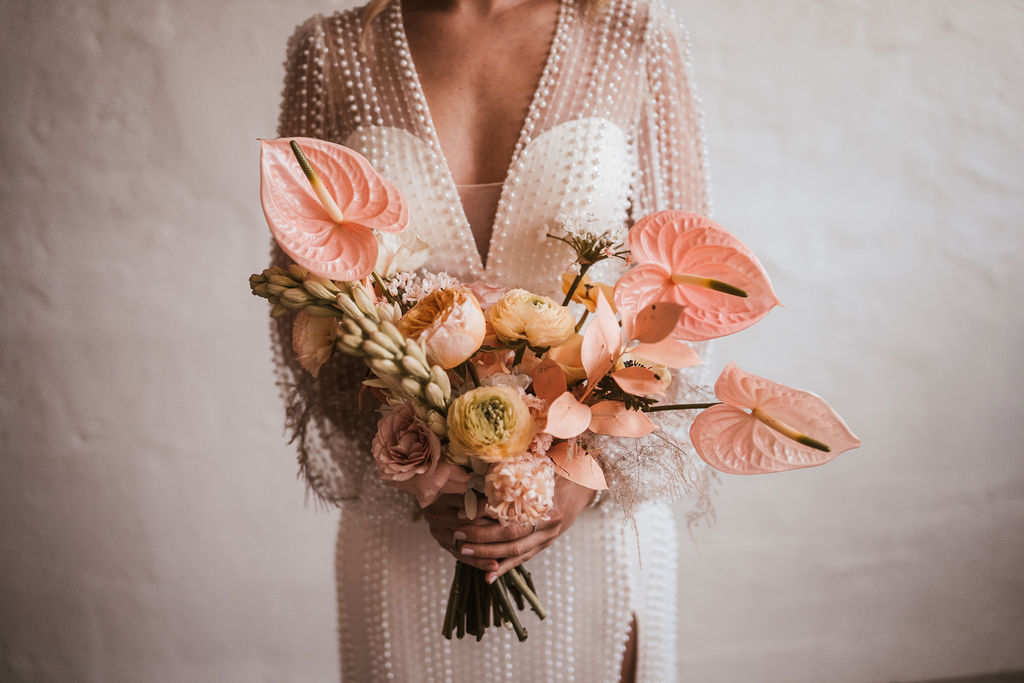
[532,359,568,404]
[542,392,592,439]
[588,401,658,437]
[630,301,685,344]
[548,442,608,491]
[630,337,702,369]
[580,293,621,385]
[610,366,667,397]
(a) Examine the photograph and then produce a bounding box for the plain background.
[1,0,1022,681]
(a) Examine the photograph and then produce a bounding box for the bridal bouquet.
[250,137,861,641]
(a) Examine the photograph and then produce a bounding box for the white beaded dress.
[269,0,715,680]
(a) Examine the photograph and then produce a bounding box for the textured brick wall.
[1,1,1021,681]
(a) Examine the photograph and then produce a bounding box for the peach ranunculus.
[484,453,556,526]
[291,310,339,378]
[560,272,616,313]
[446,386,535,463]
[398,286,486,369]
[487,289,575,349]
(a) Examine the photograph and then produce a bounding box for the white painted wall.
[1,1,1020,681]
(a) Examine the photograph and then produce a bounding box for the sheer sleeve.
[268,16,376,508]
[631,1,712,219]
[595,2,718,523]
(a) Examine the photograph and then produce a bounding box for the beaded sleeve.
[594,1,718,523]
[269,16,377,507]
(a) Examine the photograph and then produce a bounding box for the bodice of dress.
[271,0,717,512]
[455,181,503,266]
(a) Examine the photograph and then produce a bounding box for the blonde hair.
[360,0,607,49]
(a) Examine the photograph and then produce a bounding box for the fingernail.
[486,573,496,584]
[453,531,466,541]
[460,547,475,556]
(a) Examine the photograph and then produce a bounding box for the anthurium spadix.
[259,137,409,282]
[614,211,780,342]
[690,363,861,474]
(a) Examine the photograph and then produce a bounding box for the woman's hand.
[421,477,596,583]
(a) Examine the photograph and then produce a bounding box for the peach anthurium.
[690,362,862,474]
[615,211,780,342]
[260,137,409,282]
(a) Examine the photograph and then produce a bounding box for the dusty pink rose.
[466,280,509,310]
[372,402,441,482]
[484,454,556,526]
[373,402,469,507]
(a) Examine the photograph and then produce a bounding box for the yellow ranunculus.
[446,386,535,463]
[560,272,616,313]
[398,287,486,369]
[487,288,575,349]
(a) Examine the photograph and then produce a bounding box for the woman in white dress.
[270,0,715,679]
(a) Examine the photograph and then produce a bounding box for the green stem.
[643,401,721,412]
[455,562,470,639]
[493,576,528,642]
[442,562,460,639]
[507,566,547,620]
[371,270,401,310]
[465,359,481,387]
[574,309,590,332]
[561,264,591,306]
[512,345,526,368]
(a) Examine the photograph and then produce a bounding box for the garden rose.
[446,386,535,463]
[398,286,486,369]
[372,402,442,482]
[487,288,575,349]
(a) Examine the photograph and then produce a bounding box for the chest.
[401,2,560,185]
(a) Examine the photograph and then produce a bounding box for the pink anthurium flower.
[690,362,862,474]
[615,211,780,342]
[260,137,409,282]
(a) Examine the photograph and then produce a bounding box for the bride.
[269,0,715,679]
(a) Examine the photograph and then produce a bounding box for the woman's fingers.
[487,541,550,583]
[455,519,535,545]
[459,526,557,561]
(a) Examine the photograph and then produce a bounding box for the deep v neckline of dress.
[391,0,571,275]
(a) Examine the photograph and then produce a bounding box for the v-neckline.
[392,0,571,275]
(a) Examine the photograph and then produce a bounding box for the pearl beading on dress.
[272,1,715,680]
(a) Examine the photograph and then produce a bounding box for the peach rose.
[398,287,486,369]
